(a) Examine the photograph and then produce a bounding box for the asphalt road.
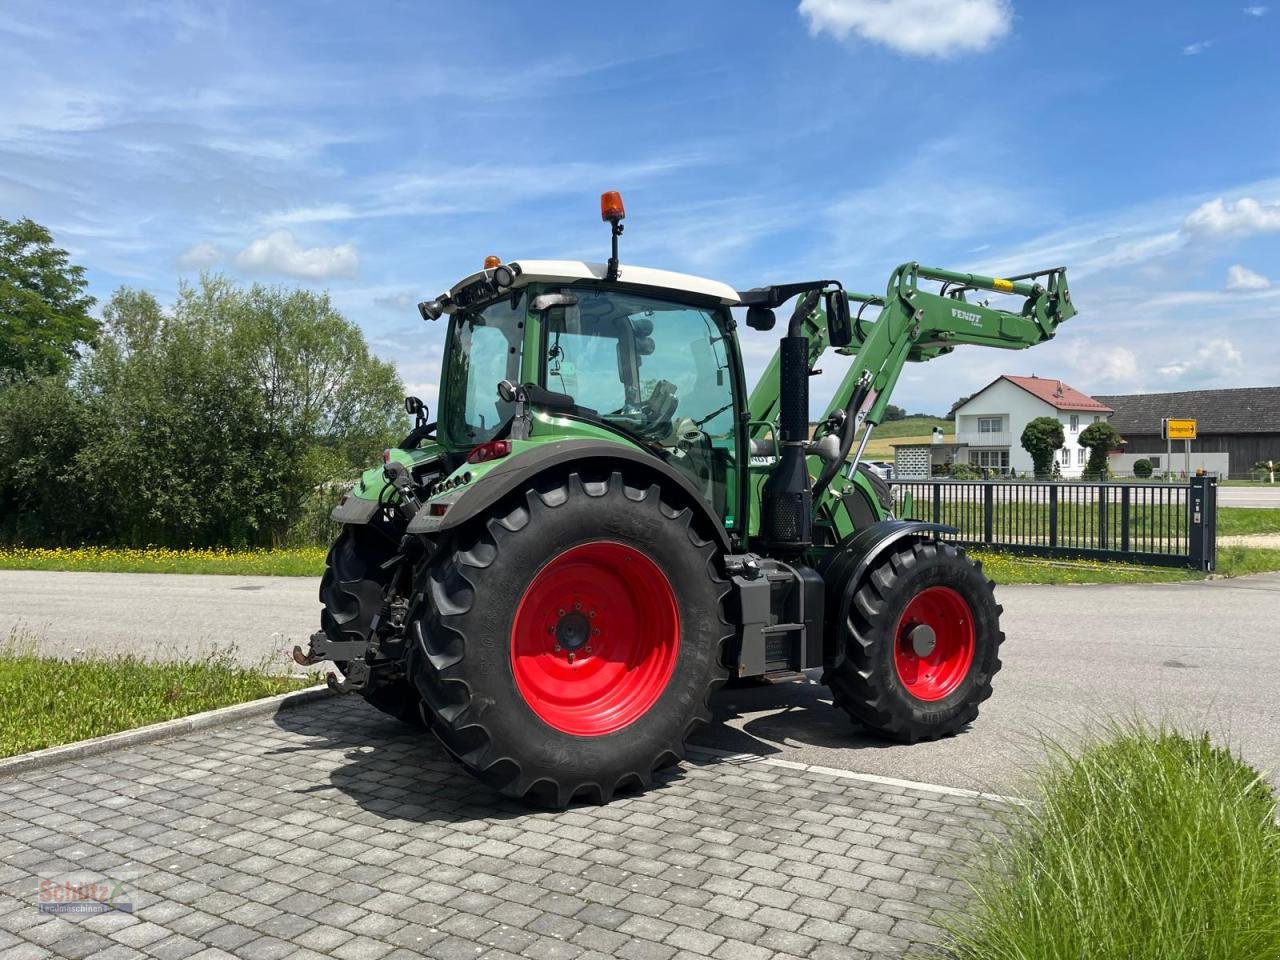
[3,568,1277,794]
[1219,485,1280,508]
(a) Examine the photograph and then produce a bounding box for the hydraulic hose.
[812,380,870,502]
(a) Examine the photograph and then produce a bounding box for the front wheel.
[411,469,730,807]
[823,540,1003,743]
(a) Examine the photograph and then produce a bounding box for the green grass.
[1216,546,1280,577]
[970,546,1280,584]
[968,551,1201,584]
[941,722,1280,960]
[0,642,317,757]
[1218,506,1280,537]
[863,416,951,439]
[0,545,326,576]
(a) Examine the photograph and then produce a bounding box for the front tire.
[411,469,730,807]
[823,540,1003,743]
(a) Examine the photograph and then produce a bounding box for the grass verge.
[0,643,317,757]
[971,546,1280,584]
[1218,506,1280,536]
[941,723,1280,959]
[0,545,326,576]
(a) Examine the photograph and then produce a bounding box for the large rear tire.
[411,469,730,807]
[320,525,425,727]
[823,540,1002,743]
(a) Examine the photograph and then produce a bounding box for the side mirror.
[825,290,852,348]
[404,395,427,425]
[746,305,776,331]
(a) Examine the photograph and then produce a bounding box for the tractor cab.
[424,256,752,538]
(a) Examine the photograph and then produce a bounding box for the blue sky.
[3,0,1279,416]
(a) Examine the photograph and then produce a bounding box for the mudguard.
[818,519,957,665]
[406,438,733,553]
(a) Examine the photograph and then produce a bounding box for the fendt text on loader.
[294,191,1078,807]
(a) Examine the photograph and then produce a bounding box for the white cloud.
[1226,264,1271,290]
[234,229,359,280]
[1064,339,1139,385]
[1158,338,1245,383]
[1244,5,1269,15]
[1182,40,1214,55]
[798,0,1012,58]
[176,242,224,270]
[1184,196,1280,239]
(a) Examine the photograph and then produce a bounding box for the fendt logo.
[952,308,983,327]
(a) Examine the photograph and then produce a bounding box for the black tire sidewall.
[865,546,1000,727]
[422,474,726,791]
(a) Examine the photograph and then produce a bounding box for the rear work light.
[467,439,511,464]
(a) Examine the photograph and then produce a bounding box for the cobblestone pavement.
[0,698,1000,960]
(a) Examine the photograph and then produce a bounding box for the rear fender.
[405,438,732,553]
[818,520,957,666]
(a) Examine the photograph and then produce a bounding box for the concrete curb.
[0,684,334,778]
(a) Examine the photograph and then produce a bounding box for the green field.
[0,643,316,757]
[857,416,952,459]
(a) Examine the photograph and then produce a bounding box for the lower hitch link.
[291,631,371,694]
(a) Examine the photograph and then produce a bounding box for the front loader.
[298,191,1077,807]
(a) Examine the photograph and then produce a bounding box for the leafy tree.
[68,275,403,547]
[882,404,906,422]
[1021,416,1065,479]
[1079,421,1122,480]
[0,376,90,543]
[0,218,98,378]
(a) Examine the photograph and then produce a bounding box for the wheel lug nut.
[568,652,576,663]
[558,609,566,617]
[588,610,596,618]
[553,644,561,652]
[585,646,592,654]
[574,602,582,610]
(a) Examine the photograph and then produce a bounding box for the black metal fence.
[888,475,1218,571]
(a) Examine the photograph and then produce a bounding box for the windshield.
[443,296,524,443]
[541,287,738,518]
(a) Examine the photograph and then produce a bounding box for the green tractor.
[296,191,1077,807]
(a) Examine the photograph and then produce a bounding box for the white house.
[951,375,1113,478]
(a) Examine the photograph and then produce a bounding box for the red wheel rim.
[892,586,975,702]
[510,541,679,736]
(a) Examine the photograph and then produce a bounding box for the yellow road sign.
[1163,418,1197,440]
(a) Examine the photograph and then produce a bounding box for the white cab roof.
[448,259,739,306]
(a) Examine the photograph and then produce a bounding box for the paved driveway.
[0,698,997,960]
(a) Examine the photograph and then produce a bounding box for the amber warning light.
[600,190,625,222]
[483,255,502,269]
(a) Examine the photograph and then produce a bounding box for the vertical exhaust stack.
[760,291,820,549]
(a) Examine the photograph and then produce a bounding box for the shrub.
[942,722,1280,960]
[1021,416,1065,479]
[1079,421,1122,480]
[949,463,981,480]
[1133,458,1153,478]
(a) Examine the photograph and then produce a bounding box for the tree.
[1021,416,1065,479]
[1079,421,1122,480]
[0,375,91,543]
[882,404,906,422]
[0,218,98,378]
[72,275,404,547]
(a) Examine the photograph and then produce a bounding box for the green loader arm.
[747,262,1076,437]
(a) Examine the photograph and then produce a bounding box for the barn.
[1092,386,1280,479]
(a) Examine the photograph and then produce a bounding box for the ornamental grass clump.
[942,722,1280,960]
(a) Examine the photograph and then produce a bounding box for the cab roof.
[448,259,740,307]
